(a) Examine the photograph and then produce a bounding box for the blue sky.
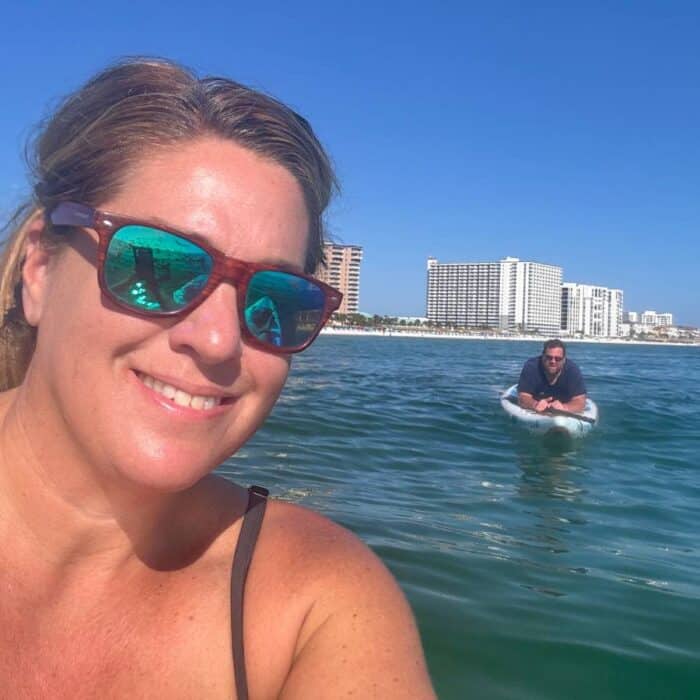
[1,2,698,325]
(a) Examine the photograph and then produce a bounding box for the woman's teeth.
[139,373,221,410]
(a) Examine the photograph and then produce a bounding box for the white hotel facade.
[426,256,562,334]
[561,283,624,338]
[640,310,673,327]
[621,310,675,337]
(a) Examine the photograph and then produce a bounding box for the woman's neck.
[0,387,227,576]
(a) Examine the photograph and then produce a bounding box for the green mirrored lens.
[104,226,212,312]
[245,271,326,348]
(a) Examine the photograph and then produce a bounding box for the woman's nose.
[167,284,242,365]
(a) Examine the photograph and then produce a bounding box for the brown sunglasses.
[49,201,343,354]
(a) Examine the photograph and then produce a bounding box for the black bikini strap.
[231,485,269,700]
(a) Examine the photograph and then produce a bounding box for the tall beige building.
[315,243,363,314]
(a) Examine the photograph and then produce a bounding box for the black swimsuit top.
[230,485,269,700]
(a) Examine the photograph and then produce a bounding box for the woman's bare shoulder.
[261,499,368,562]
[251,498,436,699]
[202,482,365,572]
[257,497,412,601]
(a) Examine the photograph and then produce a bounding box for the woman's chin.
[108,446,229,495]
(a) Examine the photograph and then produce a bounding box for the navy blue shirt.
[517,356,586,402]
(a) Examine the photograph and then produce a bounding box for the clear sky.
[1,2,698,325]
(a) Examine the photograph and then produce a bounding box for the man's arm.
[518,391,552,412]
[549,394,586,413]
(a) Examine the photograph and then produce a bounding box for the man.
[517,339,587,414]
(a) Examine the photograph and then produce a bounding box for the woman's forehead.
[110,138,310,265]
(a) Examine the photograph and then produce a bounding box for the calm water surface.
[218,336,700,699]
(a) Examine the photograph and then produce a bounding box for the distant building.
[621,309,677,337]
[640,310,673,327]
[625,310,674,328]
[315,244,363,314]
[641,310,657,326]
[608,289,624,337]
[561,283,624,337]
[426,256,562,334]
[499,257,562,334]
[426,257,501,328]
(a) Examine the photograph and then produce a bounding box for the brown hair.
[0,57,337,390]
[542,338,566,356]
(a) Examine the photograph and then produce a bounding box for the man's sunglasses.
[48,202,342,354]
[543,354,565,363]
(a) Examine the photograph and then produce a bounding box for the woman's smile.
[135,370,229,412]
[0,57,434,700]
[17,137,307,489]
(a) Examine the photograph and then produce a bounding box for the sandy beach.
[321,326,700,347]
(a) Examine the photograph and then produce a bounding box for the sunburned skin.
[0,135,436,698]
[14,138,303,490]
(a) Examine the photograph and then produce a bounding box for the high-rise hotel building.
[640,310,673,327]
[426,256,562,334]
[561,283,624,337]
[315,243,363,314]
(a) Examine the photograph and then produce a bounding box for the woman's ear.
[21,212,53,327]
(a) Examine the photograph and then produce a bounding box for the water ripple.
[219,337,700,699]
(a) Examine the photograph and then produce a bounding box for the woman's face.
[24,137,310,492]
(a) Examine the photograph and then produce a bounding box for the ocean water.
[218,336,700,699]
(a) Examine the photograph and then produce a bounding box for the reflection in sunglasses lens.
[105,225,213,312]
[246,271,326,349]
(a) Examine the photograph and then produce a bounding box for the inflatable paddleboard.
[500,384,598,438]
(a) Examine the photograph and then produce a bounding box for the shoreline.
[321,327,700,348]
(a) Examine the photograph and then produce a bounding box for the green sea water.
[218,336,700,699]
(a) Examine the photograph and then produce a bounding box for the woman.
[0,58,435,698]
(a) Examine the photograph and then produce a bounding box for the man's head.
[541,338,566,378]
